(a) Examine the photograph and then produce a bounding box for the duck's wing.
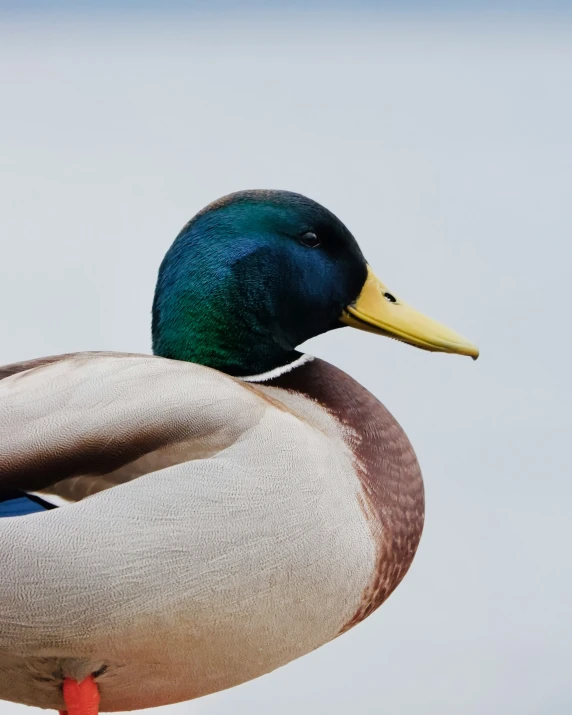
[0,352,266,513]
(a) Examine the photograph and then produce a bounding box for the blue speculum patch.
[0,492,56,518]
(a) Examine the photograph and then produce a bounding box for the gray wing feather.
[0,352,264,502]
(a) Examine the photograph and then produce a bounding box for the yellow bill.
[341,266,479,359]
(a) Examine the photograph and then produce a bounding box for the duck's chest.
[256,358,425,627]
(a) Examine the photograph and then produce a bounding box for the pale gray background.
[0,7,570,715]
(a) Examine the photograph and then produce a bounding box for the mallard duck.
[0,190,478,715]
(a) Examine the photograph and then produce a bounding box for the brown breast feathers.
[266,358,425,630]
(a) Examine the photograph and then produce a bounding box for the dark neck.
[152,303,303,377]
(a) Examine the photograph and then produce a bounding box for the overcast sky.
[0,5,570,715]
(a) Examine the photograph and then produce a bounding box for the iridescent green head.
[152,190,478,377]
[152,190,367,377]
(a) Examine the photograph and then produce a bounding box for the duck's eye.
[384,292,397,303]
[299,231,320,248]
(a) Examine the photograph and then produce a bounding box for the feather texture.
[0,352,422,711]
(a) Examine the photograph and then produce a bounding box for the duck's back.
[0,353,422,711]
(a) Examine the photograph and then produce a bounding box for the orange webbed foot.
[59,675,100,715]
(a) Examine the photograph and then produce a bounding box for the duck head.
[152,190,478,377]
